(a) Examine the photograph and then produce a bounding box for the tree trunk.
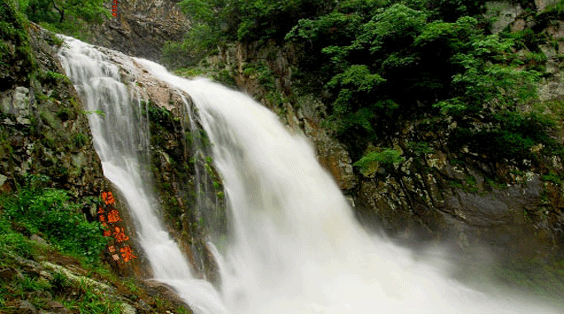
[51,0,64,23]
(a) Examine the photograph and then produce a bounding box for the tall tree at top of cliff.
[17,0,108,27]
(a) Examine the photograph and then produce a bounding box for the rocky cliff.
[0,1,202,311]
[89,0,188,62]
[199,1,564,267]
[0,0,232,308]
[4,0,564,308]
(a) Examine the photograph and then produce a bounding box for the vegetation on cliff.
[1,1,194,312]
[3,0,564,307]
[171,0,564,224]
[14,0,108,40]
[167,0,564,294]
[1,175,107,264]
[0,173,193,313]
[173,0,561,165]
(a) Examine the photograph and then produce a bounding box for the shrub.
[1,175,107,263]
[354,147,405,176]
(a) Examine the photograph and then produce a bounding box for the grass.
[0,207,193,313]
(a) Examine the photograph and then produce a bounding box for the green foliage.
[65,285,122,314]
[40,70,70,84]
[171,0,336,64]
[242,61,276,88]
[173,0,562,166]
[13,0,108,40]
[354,147,404,176]
[0,0,35,89]
[536,0,564,28]
[451,111,557,163]
[231,0,335,42]
[18,0,107,24]
[0,230,33,260]
[509,28,545,51]
[542,171,562,184]
[162,40,200,68]
[82,109,106,117]
[73,132,87,149]
[295,4,543,159]
[408,141,434,156]
[0,175,107,263]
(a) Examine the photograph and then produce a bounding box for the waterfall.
[138,59,561,314]
[57,36,226,314]
[58,35,560,313]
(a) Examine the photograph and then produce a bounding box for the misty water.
[59,36,561,313]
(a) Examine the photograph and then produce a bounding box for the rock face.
[1,21,105,201]
[2,0,219,286]
[216,42,358,191]
[89,0,188,62]
[485,1,523,34]
[56,38,223,281]
[355,146,563,256]
[208,34,564,260]
[0,11,152,275]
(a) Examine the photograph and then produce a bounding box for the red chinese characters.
[120,246,137,262]
[113,227,130,243]
[112,0,118,17]
[101,191,115,205]
[99,190,136,263]
[107,209,122,223]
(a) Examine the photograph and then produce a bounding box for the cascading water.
[138,59,562,314]
[57,35,560,313]
[56,36,225,314]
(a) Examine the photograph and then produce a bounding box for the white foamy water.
[57,36,226,314]
[58,34,561,314]
[138,58,562,314]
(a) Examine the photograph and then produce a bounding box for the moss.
[72,132,88,149]
[449,179,464,189]
[493,258,564,299]
[542,171,562,184]
[39,110,59,129]
[39,70,71,85]
[0,0,35,90]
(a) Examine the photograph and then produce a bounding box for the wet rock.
[41,262,115,294]
[120,303,137,314]
[28,290,53,301]
[89,0,188,62]
[44,300,71,314]
[0,174,9,193]
[535,0,560,11]
[1,24,106,202]
[14,255,43,273]
[0,86,32,125]
[135,299,151,312]
[310,126,356,190]
[30,234,48,246]
[446,191,514,227]
[18,300,38,314]
[485,2,523,34]
[138,279,190,310]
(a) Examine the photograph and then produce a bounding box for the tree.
[19,0,107,25]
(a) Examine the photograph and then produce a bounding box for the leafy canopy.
[174,0,557,164]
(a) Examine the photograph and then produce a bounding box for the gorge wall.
[4,0,564,306]
[1,0,220,289]
[203,2,564,263]
[89,0,188,62]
